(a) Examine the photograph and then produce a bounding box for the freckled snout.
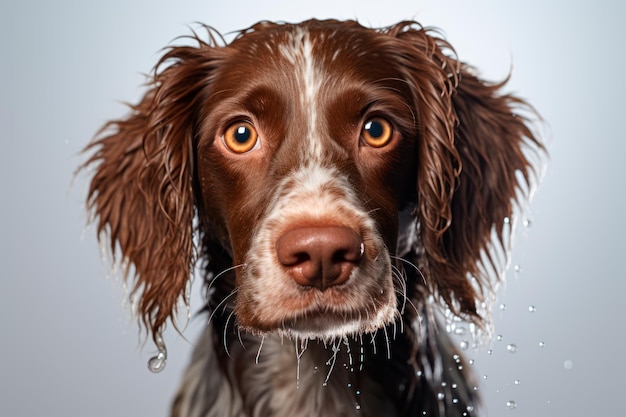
[276,226,363,290]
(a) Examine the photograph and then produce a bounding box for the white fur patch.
[279,28,323,161]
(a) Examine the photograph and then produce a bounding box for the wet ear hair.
[385,22,543,321]
[80,33,226,342]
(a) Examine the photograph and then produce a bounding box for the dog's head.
[83,20,542,344]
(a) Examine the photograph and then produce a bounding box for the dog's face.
[83,19,541,346]
[195,24,417,338]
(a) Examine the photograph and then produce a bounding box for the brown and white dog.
[82,19,543,417]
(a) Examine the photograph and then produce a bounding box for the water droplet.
[453,354,461,362]
[355,403,361,410]
[347,383,352,388]
[563,359,574,370]
[441,381,447,387]
[483,375,488,380]
[468,359,475,365]
[437,392,445,400]
[504,217,511,224]
[452,383,458,389]
[507,344,518,353]
[539,341,546,348]
[467,405,475,412]
[460,340,469,350]
[523,218,532,228]
[313,366,319,373]
[499,303,507,311]
[513,264,521,273]
[514,379,521,385]
[507,400,517,410]
[452,398,459,404]
[355,390,361,396]
[147,350,167,373]
[487,349,493,355]
[528,305,536,313]
[454,327,467,335]
[496,334,504,341]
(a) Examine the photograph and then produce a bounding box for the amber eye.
[223,121,259,153]
[361,117,393,148]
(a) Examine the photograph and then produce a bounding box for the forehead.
[217,21,404,90]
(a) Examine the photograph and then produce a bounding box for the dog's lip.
[284,308,366,330]
[239,300,398,340]
[234,272,399,338]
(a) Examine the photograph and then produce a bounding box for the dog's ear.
[389,23,543,322]
[81,34,222,341]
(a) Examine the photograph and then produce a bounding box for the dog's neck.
[237,333,401,417]
[172,325,405,417]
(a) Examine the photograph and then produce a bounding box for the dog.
[82,19,543,417]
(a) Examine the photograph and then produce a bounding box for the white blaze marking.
[279,28,323,161]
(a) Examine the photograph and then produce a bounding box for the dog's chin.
[242,303,399,341]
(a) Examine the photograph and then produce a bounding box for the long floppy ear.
[81,32,223,341]
[389,22,544,322]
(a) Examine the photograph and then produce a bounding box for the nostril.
[276,226,363,290]
[279,250,311,267]
[333,242,364,263]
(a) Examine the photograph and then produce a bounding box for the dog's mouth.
[235,283,398,340]
[274,302,399,340]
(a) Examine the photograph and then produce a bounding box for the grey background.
[1,0,623,416]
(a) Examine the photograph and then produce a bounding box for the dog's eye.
[223,121,259,153]
[361,117,393,148]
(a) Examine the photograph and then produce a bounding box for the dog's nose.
[276,226,363,290]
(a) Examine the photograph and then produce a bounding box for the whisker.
[205,263,246,299]
[391,255,427,285]
[398,292,421,318]
[391,263,408,314]
[255,335,265,364]
[391,256,428,318]
[382,326,391,359]
[207,288,238,324]
[366,206,382,216]
[236,325,246,349]
[223,309,237,358]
